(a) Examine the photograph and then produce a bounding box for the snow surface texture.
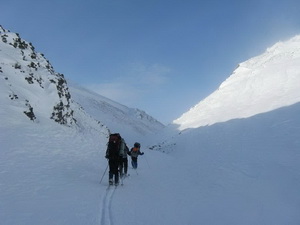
[1,26,300,225]
[174,35,300,130]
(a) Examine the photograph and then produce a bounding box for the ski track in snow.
[100,185,117,225]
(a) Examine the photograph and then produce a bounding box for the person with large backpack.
[130,142,144,169]
[119,138,130,177]
[105,133,122,185]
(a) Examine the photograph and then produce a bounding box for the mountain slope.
[0,25,76,126]
[115,102,300,225]
[0,26,110,225]
[138,36,300,224]
[69,82,165,143]
[0,25,164,144]
[174,35,300,130]
[0,25,163,224]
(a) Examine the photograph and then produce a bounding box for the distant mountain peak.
[174,35,300,130]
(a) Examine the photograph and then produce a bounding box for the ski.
[121,173,130,186]
[107,182,119,190]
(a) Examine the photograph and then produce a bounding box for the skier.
[130,142,144,169]
[119,138,130,177]
[106,133,122,186]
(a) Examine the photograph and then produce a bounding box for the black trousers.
[108,159,119,183]
[119,158,128,175]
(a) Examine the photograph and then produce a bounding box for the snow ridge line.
[100,185,117,225]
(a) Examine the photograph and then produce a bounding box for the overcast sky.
[1,0,300,124]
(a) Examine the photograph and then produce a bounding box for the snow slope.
[2,97,299,225]
[142,36,300,224]
[174,35,300,130]
[0,117,109,224]
[117,102,300,225]
[69,81,164,144]
[0,25,166,224]
[0,25,163,144]
[0,26,79,126]
[0,26,110,224]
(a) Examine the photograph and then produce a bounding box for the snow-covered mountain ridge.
[0,25,76,125]
[174,35,300,130]
[144,36,300,224]
[0,25,164,140]
[69,82,164,142]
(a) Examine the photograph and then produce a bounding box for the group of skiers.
[105,133,144,186]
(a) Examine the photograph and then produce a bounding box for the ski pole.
[99,164,109,184]
[143,153,150,169]
[119,165,124,186]
[120,173,124,185]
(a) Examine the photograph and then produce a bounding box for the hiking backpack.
[119,138,126,157]
[106,133,121,160]
[130,147,139,158]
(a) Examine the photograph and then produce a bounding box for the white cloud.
[87,82,138,104]
[86,62,171,106]
[128,62,170,86]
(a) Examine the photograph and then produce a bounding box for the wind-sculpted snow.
[174,35,300,130]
